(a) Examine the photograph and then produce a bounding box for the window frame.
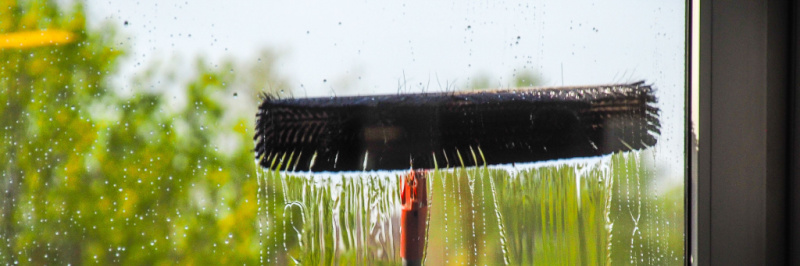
[691,0,794,264]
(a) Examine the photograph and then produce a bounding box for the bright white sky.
[84,0,686,182]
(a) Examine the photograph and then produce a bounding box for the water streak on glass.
[254,152,683,265]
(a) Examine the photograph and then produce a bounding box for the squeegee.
[254,81,660,265]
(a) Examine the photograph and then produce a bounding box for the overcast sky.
[84,0,685,181]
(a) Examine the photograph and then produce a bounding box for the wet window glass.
[1,0,685,265]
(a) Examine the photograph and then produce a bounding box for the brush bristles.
[255,81,660,172]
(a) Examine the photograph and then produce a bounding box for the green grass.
[256,152,684,265]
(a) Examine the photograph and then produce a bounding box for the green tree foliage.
[0,1,285,264]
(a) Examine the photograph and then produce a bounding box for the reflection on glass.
[0,0,684,265]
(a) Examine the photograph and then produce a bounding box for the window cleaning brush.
[254,81,660,265]
[255,81,659,172]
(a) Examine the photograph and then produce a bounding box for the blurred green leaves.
[0,0,276,264]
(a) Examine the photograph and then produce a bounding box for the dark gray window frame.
[691,0,796,265]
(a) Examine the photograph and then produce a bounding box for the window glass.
[0,0,684,264]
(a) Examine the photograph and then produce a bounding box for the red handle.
[401,169,428,265]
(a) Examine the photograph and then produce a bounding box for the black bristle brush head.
[255,81,660,172]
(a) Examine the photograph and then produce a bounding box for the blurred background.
[0,0,684,264]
